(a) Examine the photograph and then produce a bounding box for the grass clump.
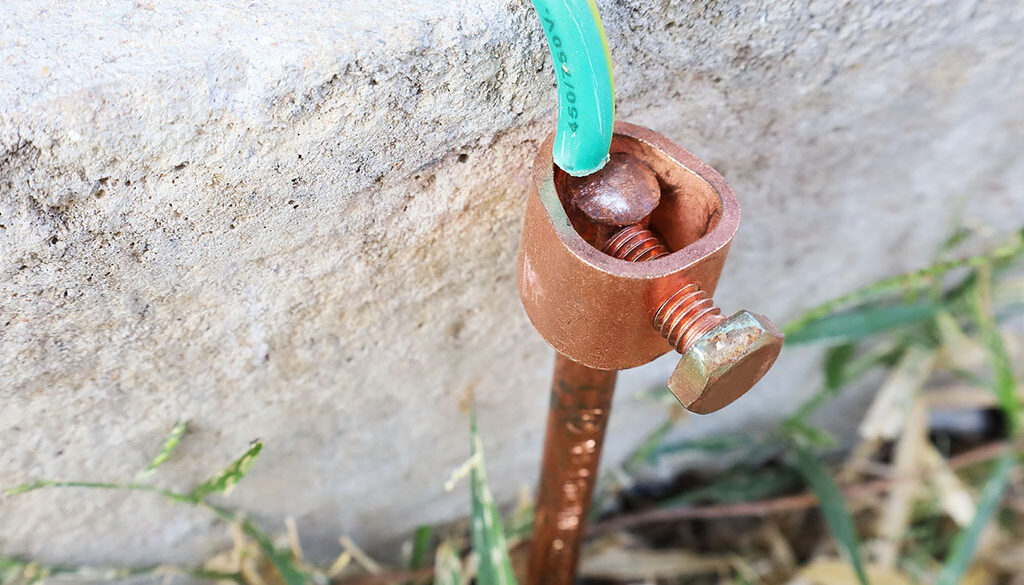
[4,225,1024,585]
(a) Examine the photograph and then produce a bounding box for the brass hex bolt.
[567,153,783,414]
[603,225,784,414]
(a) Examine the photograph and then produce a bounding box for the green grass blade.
[783,418,838,449]
[5,480,117,496]
[936,451,1015,585]
[660,466,801,508]
[4,561,49,585]
[3,480,195,505]
[0,557,32,585]
[787,342,905,426]
[649,433,756,461]
[135,421,187,481]
[505,490,535,544]
[240,517,308,585]
[971,264,1022,436]
[627,419,674,466]
[939,225,972,253]
[409,525,433,572]
[785,302,938,345]
[469,412,518,585]
[824,343,857,390]
[190,441,263,500]
[0,557,241,585]
[995,277,1024,319]
[435,540,467,585]
[2,438,298,584]
[202,503,309,585]
[785,228,1024,334]
[792,444,870,585]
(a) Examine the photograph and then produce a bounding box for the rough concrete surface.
[2,0,1023,569]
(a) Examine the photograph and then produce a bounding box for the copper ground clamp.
[517,121,783,585]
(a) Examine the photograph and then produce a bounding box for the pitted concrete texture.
[2,0,1023,568]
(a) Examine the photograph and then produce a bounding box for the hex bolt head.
[668,310,784,414]
[604,225,784,413]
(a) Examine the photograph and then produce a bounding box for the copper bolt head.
[566,153,661,227]
[668,310,784,414]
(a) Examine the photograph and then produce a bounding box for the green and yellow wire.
[529,0,615,176]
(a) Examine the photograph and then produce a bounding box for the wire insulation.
[530,0,615,176]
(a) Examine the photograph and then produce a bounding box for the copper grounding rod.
[527,355,617,585]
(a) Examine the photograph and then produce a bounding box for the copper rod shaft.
[528,354,617,585]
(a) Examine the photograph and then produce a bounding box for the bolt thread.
[653,283,725,353]
[602,224,670,261]
[603,226,725,353]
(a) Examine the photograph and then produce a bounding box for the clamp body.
[519,121,783,585]
[517,122,741,370]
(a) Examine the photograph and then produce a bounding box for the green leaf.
[469,412,518,585]
[627,419,674,466]
[4,481,49,496]
[786,342,905,426]
[649,433,756,461]
[1,438,296,585]
[434,540,467,585]
[661,466,802,508]
[936,451,1015,585]
[971,264,1022,436]
[240,517,308,585]
[190,441,263,501]
[136,421,187,481]
[940,225,973,253]
[994,277,1024,319]
[785,302,938,345]
[0,558,49,585]
[3,479,196,506]
[783,418,838,449]
[785,228,1024,335]
[0,557,27,585]
[824,343,857,390]
[409,525,432,572]
[201,503,309,585]
[505,491,535,543]
[791,444,870,585]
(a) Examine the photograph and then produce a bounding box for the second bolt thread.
[603,225,726,353]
